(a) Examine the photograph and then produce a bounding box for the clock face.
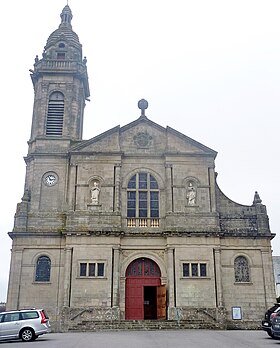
[44,174,57,186]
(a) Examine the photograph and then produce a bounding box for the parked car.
[262,303,280,338]
[271,312,280,338]
[0,308,51,342]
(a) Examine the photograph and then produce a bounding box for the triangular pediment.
[70,116,217,157]
[70,126,121,153]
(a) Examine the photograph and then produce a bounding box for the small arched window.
[127,172,159,227]
[234,256,250,283]
[35,256,51,282]
[46,92,64,136]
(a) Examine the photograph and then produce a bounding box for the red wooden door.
[125,278,144,319]
[125,258,161,320]
[156,285,166,319]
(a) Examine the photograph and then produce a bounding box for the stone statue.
[90,182,100,205]
[187,183,196,206]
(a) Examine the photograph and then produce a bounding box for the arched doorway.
[125,258,166,320]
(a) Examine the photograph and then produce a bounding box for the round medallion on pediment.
[133,131,153,148]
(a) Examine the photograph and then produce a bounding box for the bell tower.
[28,5,90,153]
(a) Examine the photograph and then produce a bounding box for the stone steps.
[69,319,220,332]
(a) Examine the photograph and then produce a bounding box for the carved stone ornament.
[186,182,196,206]
[90,181,100,205]
[133,131,153,148]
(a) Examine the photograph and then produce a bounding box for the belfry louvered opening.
[46,91,64,136]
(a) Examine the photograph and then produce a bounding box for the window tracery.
[234,256,250,282]
[127,172,159,227]
[35,256,51,282]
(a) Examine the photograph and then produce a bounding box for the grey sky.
[0,0,279,301]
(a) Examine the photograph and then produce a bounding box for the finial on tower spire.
[60,3,73,28]
[253,191,262,205]
[138,99,148,118]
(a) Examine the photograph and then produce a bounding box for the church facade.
[6,6,276,330]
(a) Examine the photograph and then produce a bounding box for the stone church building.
[6,5,276,330]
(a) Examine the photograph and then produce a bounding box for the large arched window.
[46,91,64,136]
[127,172,159,227]
[234,256,250,283]
[35,256,51,282]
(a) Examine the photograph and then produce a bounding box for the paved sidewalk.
[1,330,276,348]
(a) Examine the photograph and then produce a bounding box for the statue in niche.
[186,182,196,206]
[90,181,100,205]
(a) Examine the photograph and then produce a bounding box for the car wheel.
[20,328,35,342]
[267,331,275,338]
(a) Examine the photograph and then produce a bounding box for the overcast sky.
[0,0,279,302]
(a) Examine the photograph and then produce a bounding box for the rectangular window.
[57,52,65,60]
[183,263,189,277]
[139,173,147,189]
[200,263,207,277]
[88,263,95,277]
[127,191,136,217]
[97,263,104,277]
[139,191,147,217]
[191,263,198,276]
[182,262,207,277]
[150,191,159,218]
[79,262,105,277]
[80,263,87,277]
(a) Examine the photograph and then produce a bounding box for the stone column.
[213,248,223,307]
[112,247,120,307]
[208,167,216,212]
[261,250,276,308]
[165,164,173,213]
[63,247,73,307]
[6,248,23,309]
[167,248,175,308]
[118,249,126,319]
[68,163,77,210]
[114,165,121,212]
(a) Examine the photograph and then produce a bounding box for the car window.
[21,311,39,320]
[3,313,20,322]
[269,305,280,312]
[0,314,3,322]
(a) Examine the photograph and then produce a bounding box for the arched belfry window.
[35,256,51,282]
[127,172,159,227]
[46,92,64,136]
[234,256,250,283]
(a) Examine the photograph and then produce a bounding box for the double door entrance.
[125,258,166,320]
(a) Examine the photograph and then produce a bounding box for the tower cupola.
[28,5,90,149]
